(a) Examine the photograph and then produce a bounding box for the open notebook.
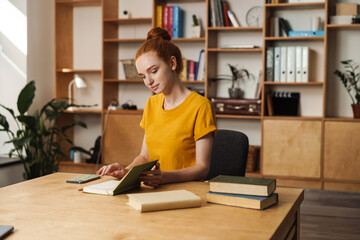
[83,160,158,195]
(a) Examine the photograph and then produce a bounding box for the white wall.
[0,0,54,185]
[0,0,28,155]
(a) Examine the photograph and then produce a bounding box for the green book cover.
[112,160,158,195]
[209,175,276,187]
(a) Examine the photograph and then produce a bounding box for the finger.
[104,164,117,175]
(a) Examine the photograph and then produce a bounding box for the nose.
[144,75,154,86]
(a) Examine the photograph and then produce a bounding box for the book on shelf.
[266,47,274,82]
[188,60,197,81]
[83,160,158,196]
[227,10,240,27]
[222,1,231,27]
[173,6,184,38]
[207,192,278,210]
[279,18,291,37]
[156,5,162,28]
[280,46,287,83]
[162,6,169,34]
[209,0,217,27]
[127,190,202,213]
[216,0,224,27]
[288,30,324,37]
[209,175,276,196]
[274,46,281,82]
[266,93,274,116]
[180,58,188,81]
[287,46,296,82]
[195,49,205,81]
[168,6,174,37]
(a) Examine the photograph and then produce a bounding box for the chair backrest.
[205,130,249,180]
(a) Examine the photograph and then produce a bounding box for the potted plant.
[0,81,92,179]
[334,60,360,118]
[212,64,250,99]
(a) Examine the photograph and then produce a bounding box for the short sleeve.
[140,100,149,129]
[194,101,217,141]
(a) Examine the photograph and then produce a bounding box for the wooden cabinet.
[324,121,360,181]
[263,119,321,178]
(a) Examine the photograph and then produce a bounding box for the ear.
[169,56,177,71]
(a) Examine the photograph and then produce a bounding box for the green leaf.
[0,104,15,119]
[17,115,36,128]
[0,114,9,131]
[17,81,36,115]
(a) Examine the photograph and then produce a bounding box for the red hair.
[135,27,183,75]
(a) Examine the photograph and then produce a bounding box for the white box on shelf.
[329,15,353,25]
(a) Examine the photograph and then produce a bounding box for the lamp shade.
[74,74,87,88]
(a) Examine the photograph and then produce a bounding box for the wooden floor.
[300,189,360,240]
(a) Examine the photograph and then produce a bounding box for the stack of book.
[207,175,278,210]
[156,5,184,38]
[209,0,240,27]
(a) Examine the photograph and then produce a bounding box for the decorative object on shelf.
[191,14,201,38]
[212,64,250,99]
[0,81,91,179]
[68,74,87,111]
[246,6,263,27]
[120,59,141,80]
[210,98,261,115]
[120,9,130,19]
[122,100,137,110]
[334,60,360,118]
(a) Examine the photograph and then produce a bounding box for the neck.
[163,78,191,110]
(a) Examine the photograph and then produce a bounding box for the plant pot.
[228,88,243,99]
[352,104,360,118]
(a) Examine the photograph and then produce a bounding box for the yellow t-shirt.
[140,91,217,171]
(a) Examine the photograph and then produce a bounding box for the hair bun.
[147,27,171,41]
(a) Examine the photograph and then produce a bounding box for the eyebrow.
[138,65,157,76]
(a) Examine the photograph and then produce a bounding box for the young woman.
[97,27,216,187]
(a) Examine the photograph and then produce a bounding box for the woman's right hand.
[96,163,128,179]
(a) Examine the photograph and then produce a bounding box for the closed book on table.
[210,98,261,116]
[207,192,278,210]
[127,190,202,213]
[209,175,276,196]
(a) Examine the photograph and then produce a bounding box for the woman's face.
[135,51,176,94]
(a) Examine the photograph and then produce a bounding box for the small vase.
[228,88,242,99]
[351,104,360,118]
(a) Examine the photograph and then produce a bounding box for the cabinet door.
[103,114,144,166]
[324,121,360,181]
[263,120,321,178]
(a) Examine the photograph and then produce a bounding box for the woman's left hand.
[139,162,162,187]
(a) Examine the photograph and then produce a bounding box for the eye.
[151,69,158,74]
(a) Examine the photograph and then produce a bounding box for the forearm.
[125,154,148,170]
[161,163,209,184]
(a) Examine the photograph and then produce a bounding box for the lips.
[150,84,159,91]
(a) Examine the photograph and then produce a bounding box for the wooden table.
[0,172,304,239]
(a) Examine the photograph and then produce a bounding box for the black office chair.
[205,130,249,180]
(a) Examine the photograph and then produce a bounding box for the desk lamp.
[68,74,87,111]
